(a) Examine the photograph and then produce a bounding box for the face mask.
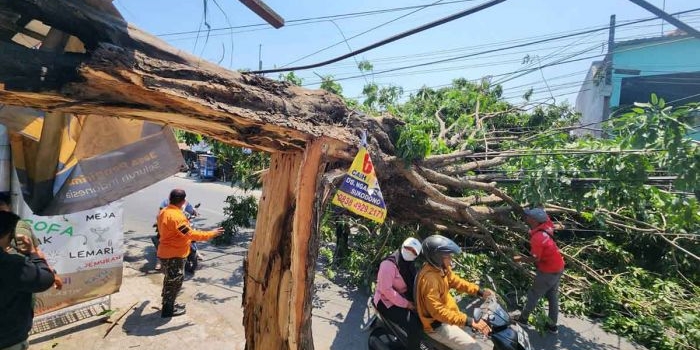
[401,247,418,262]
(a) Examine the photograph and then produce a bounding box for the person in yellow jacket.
[157,189,223,318]
[415,235,492,349]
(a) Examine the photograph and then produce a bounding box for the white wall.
[574,62,608,137]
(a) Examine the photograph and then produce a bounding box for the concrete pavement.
[28,175,644,350]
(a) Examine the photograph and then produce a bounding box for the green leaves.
[396,124,432,162]
[278,71,303,86]
[215,194,258,245]
[318,74,343,95]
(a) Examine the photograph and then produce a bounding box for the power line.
[250,0,508,74]
[280,0,450,68]
[293,24,684,80]
[156,0,478,37]
[303,7,700,83]
[323,30,699,104]
[292,17,700,76]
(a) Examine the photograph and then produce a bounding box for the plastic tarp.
[0,105,184,215]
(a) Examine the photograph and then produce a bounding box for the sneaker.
[546,324,558,334]
[161,304,186,318]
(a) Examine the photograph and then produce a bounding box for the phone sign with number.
[331,146,387,223]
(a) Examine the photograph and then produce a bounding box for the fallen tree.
[0,1,698,349]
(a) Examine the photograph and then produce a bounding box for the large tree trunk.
[0,2,532,349]
[243,138,338,349]
[0,0,356,153]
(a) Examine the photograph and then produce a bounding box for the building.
[575,32,700,139]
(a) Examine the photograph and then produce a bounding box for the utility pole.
[661,0,666,35]
[602,14,616,123]
[258,44,262,71]
[239,0,284,28]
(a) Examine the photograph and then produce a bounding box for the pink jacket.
[373,260,410,309]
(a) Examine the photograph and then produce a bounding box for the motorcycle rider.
[373,237,423,350]
[415,235,491,350]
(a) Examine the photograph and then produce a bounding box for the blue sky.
[114,0,700,105]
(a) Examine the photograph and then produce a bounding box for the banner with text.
[0,107,183,215]
[18,200,124,315]
[331,146,387,223]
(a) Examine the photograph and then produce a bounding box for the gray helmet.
[422,235,461,269]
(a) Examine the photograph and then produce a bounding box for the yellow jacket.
[415,263,480,332]
[157,204,217,259]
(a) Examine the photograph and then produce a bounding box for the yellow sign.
[331,146,387,223]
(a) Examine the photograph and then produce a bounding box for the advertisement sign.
[0,106,183,215]
[331,146,387,223]
[18,200,124,315]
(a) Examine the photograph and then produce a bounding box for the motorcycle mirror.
[194,203,201,208]
[473,308,482,322]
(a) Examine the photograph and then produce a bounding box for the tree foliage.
[315,68,699,350]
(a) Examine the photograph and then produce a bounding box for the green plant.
[214,194,258,245]
[310,67,699,349]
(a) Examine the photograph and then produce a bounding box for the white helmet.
[401,237,422,262]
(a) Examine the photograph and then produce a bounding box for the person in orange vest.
[157,189,223,318]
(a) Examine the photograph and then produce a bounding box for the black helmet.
[422,235,461,269]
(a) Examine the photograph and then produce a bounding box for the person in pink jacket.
[373,237,423,350]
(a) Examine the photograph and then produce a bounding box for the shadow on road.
[121,301,193,336]
[526,323,634,350]
[29,317,109,345]
[326,283,371,350]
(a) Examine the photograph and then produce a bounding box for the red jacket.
[529,220,565,273]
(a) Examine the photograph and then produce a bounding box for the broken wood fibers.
[0,0,357,153]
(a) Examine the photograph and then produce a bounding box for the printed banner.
[331,146,387,223]
[18,200,124,315]
[0,106,184,215]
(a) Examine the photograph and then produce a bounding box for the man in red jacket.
[513,208,565,334]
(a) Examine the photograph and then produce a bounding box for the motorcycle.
[365,274,532,350]
[183,205,201,274]
[152,202,202,275]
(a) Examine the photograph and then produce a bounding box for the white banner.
[18,200,124,315]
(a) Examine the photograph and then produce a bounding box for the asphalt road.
[113,174,644,350]
[121,172,259,235]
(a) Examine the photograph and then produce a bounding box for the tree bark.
[0,1,534,347]
[0,0,357,153]
[334,219,350,265]
[243,137,339,350]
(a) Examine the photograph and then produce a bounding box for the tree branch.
[419,150,475,167]
[435,107,447,141]
[440,157,507,176]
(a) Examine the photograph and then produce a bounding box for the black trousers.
[376,300,422,350]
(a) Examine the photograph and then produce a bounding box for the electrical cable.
[301,7,700,83]
[282,0,449,68]
[250,0,508,74]
[156,0,479,37]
